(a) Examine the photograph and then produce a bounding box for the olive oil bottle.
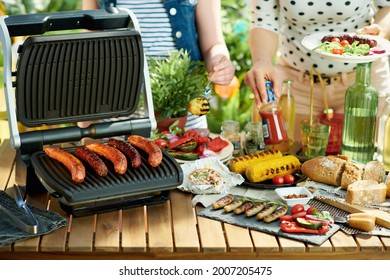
[341,62,378,164]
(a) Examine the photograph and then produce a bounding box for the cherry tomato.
[340,39,350,46]
[292,211,307,220]
[331,37,340,43]
[291,204,304,215]
[306,206,318,215]
[332,48,344,55]
[272,175,285,185]
[154,138,169,149]
[283,174,295,184]
[280,215,293,222]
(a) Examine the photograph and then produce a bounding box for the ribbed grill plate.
[16,30,143,127]
[31,146,183,205]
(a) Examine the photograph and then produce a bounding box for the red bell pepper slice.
[197,136,229,154]
[280,220,329,235]
[184,129,210,146]
[170,136,194,149]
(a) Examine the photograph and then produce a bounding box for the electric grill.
[0,8,183,216]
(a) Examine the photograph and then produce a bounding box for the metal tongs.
[0,185,38,234]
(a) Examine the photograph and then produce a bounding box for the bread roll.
[340,161,364,190]
[385,172,390,198]
[345,180,387,205]
[362,161,386,183]
[301,156,347,186]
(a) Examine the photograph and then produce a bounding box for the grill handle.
[19,118,152,154]
[4,7,132,37]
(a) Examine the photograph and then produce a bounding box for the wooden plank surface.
[67,214,95,252]
[170,191,200,252]
[0,139,15,190]
[278,236,306,253]
[251,230,280,253]
[147,201,174,253]
[121,207,147,253]
[224,224,253,253]
[196,208,226,253]
[94,211,120,252]
[354,234,384,252]
[40,197,68,252]
[330,231,358,252]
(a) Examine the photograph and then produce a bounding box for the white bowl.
[274,186,314,206]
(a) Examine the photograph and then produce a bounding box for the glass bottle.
[279,79,296,147]
[376,93,390,170]
[221,120,241,156]
[259,81,290,154]
[341,62,378,164]
[244,121,265,154]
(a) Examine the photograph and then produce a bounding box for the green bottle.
[341,62,378,164]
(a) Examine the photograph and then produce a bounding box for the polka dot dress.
[251,0,390,76]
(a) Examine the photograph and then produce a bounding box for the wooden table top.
[1,138,390,260]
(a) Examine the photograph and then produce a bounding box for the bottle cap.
[265,81,276,102]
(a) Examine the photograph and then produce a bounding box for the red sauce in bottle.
[259,81,290,153]
[259,110,289,144]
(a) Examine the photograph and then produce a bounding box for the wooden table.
[1,139,390,260]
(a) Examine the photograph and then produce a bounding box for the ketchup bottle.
[259,81,290,153]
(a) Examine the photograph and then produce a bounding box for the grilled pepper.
[168,151,199,161]
[280,220,329,235]
[296,217,324,230]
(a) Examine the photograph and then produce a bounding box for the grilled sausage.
[128,135,162,167]
[44,147,86,183]
[212,194,234,209]
[256,204,277,221]
[233,201,254,215]
[75,147,108,177]
[245,201,267,217]
[108,138,142,168]
[263,206,288,223]
[85,143,127,175]
[224,199,245,212]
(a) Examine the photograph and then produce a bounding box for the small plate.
[241,172,307,189]
[174,133,234,164]
[302,32,390,63]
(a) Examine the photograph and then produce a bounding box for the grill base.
[59,190,170,217]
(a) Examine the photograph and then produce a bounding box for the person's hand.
[244,59,281,109]
[208,56,236,86]
[356,24,382,37]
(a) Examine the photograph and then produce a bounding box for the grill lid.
[16,30,143,127]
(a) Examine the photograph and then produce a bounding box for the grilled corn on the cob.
[229,149,283,175]
[245,155,301,183]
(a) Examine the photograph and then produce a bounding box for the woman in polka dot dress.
[245,0,390,142]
